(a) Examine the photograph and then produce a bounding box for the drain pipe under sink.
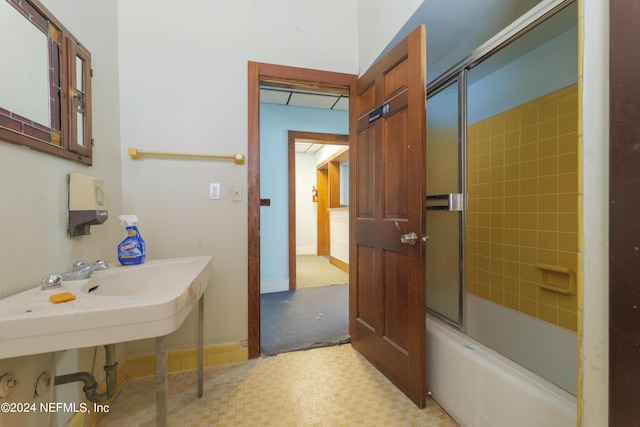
[53,344,118,403]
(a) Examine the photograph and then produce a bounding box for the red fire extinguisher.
[312,186,318,202]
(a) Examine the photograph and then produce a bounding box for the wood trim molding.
[247,61,356,358]
[329,256,349,274]
[247,61,261,359]
[609,0,640,424]
[288,131,297,290]
[316,168,330,257]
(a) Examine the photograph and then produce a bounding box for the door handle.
[401,232,418,245]
[426,193,464,211]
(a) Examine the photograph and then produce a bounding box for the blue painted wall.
[260,103,348,293]
[468,27,577,124]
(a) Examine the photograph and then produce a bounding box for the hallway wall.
[259,104,348,293]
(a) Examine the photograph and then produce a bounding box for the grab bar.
[426,193,464,211]
[128,147,245,165]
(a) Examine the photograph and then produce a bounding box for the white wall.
[581,0,609,425]
[0,1,122,425]
[357,0,425,72]
[315,144,344,164]
[329,208,349,264]
[118,0,358,351]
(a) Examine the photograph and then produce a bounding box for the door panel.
[384,251,409,349]
[357,126,376,218]
[349,25,427,408]
[357,245,378,329]
[384,58,408,96]
[358,84,377,114]
[384,108,409,217]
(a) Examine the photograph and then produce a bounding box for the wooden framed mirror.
[0,0,92,165]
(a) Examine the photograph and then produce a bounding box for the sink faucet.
[62,260,109,281]
[41,260,109,289]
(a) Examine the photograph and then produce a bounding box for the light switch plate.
[231,184,242,202]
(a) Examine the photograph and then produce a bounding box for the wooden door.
[349,25,427,407]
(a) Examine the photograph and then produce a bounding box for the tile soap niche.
[534,263,576,295]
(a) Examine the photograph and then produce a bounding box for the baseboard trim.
[330,256,349,273]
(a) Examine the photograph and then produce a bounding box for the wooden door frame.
[609,0,640,424]
[316,166,330,257]
[288,131,349,291]
[247,61,356,358]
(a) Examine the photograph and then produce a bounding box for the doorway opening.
[247,62,356,358]
[287,131,349,291]
[259,129,351,356]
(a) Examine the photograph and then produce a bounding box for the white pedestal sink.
[0,256,213,427]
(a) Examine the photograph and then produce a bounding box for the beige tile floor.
[296,255,349,288]
[96,344,458,426]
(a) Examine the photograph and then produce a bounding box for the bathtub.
[427,313,577,427]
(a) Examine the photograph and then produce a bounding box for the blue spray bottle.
[117,215,146,265]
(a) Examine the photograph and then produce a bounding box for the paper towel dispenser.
[67,173,108,237]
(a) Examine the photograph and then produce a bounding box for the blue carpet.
[260,284,350,356]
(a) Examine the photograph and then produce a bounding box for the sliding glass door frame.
[425,0,576,332]
[425,70,467,330]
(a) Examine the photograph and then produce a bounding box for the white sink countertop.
[0,256,212,359]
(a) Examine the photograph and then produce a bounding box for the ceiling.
[260,88,349,153]
[294,138,331,154]
[261,0,574,155]
[260,87,349,111]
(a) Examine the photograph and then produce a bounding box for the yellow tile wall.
[467,84,579,332]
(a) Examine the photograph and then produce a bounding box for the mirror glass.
[0,0,50,127]
[340,161,349,206]
[75,55,86,147]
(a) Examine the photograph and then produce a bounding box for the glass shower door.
[426,78,464,327]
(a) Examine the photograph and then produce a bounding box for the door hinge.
[90,68,94,78]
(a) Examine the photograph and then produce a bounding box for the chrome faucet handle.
[72,261,88,271]
[41,274,63,290]
[92,260,109,271]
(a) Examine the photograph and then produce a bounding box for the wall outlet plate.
[209,183,221,200]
